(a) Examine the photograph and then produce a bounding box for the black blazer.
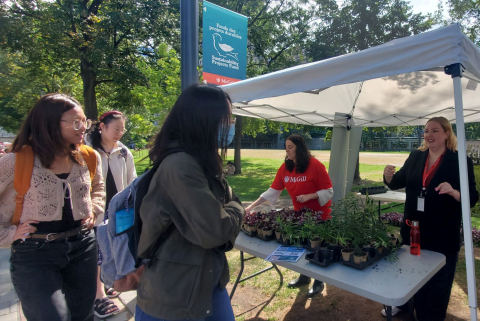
[385,149,479,255]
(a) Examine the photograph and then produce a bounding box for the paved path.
[0,249,19,321]
[0,198,294,320]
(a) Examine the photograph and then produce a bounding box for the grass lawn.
[223,156,387,201]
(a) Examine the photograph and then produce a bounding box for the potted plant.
[299,210,325,249]
[243,213,257,234]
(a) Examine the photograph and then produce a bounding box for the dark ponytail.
[87,111,126,151]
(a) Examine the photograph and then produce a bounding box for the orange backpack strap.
[80,145,97,183]
[12,146,35,226]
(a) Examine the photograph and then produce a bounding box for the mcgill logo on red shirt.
[284,176,307,183]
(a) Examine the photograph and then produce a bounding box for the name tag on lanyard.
[419,153,443,212]
[417,188,426,212]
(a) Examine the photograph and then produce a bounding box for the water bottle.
[407,220,420,255]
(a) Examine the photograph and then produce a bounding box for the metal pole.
[342,129,350,199]
[452,74,478,321]
[180,0,199,91]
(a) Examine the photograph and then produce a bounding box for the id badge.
[417,196,425,212]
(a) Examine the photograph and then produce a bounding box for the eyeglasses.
[113,127,127,134]
[61,119,92,130]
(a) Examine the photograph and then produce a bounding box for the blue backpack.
[96,147,184,290]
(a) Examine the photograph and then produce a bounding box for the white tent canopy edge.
[221,24,480,320]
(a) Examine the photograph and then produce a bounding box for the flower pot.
[309,239,322,249]
[362,247,376,259]
[257,227,263,235]
[353,252,368,265]
[341,248,353,261]
[282,234,290,242]
[262,229,273,236]
[247,226,256,233]
[275,231,282,240]
[390,236,398,246]
[243,223,249,231]
[377,246,384,254]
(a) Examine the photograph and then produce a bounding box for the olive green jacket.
[137,151,244,320]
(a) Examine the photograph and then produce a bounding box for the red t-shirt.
[271,157,332,219]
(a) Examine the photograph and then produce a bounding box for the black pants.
[400,251,458,321]
[10,229,98,321]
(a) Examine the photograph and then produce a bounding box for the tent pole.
[343,128,350,198]
[450,65,478,321]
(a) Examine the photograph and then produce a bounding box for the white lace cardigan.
[0,152,105,247]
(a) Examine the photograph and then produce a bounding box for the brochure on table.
[265,246,306,263]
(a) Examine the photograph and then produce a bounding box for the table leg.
[230,251,283,300]
[230,251,246,300]
[386,306,392,321]
[408,297,416,321]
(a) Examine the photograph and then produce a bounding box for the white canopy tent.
[221,24,480,320]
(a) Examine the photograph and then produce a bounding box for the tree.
[0,0,180,120]
[307,0,433,182]
[0,50,83,132]
[208,0,335,173]
[122,44,182,148]
[447,0,480,45]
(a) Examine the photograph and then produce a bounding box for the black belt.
[29,226,90,242]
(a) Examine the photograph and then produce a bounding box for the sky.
[409,0,441,15]
[334,0,446,16]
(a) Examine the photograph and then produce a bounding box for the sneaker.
[381,306,402,317]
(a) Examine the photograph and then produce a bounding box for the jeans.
[10,229,98,321]
[135,285,234,321]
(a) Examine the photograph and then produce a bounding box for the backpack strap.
[11,145,96,226]
[80,145,97,183]
[133,146,185,268]
[12,146,35,226]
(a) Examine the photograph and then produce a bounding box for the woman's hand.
[296,194,312,203]
[383,165,396,184]
[13,220,39,241]
[81,213,96,230]
[436,182,461,202]
[384,165,396,177]
[245,205,255,214]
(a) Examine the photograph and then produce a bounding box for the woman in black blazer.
[382,116,478,321]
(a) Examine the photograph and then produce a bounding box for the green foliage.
[329,195,391,256]
[209,0,330,77]
[0,50,83,132]
[471,165,480,217]
[447,0,480,46]
[0,0,181,119]
[307,0,434,60]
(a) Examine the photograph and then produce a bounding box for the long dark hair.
[11,93,84,168]
[149,83,232,176]
[285,134,312,173]
[88,111,126,151]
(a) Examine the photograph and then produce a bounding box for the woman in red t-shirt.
[245,134,333,297]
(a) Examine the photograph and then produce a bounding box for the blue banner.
[202,1,247,84]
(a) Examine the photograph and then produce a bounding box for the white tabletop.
[367,191,407,203]
[234,233,445,306]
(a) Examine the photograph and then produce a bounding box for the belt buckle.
[45,233,57,242]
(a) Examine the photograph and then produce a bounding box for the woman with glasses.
[86,110,137,318]
[0,93,105,320]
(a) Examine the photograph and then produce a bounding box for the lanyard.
[422,152,444,189]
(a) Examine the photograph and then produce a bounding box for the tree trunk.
[80,57,98,120]
[353,153,361,183]
[234,116,242,174]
